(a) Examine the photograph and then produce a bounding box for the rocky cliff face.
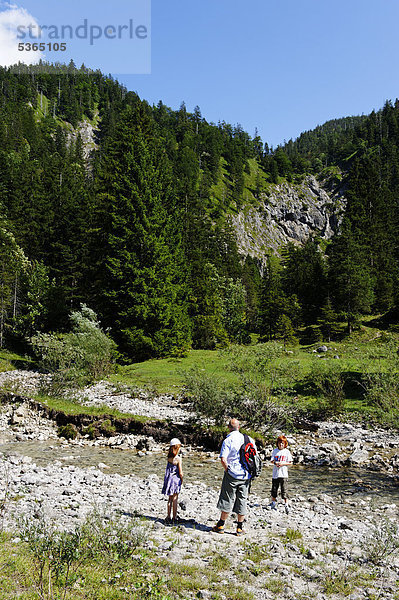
[230,175,345,258]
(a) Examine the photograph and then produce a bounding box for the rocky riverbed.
[0,449,398,600]
[1,370,399,599]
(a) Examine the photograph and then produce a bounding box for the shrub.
[360,339,399,426]
[182,367,234,426]
[236,377,295,433]
[57,423,78,440]
[18,507,148,598]
[308,360,345,415]
[31,304,117,391]
[81,509,147,560]
[220,342,283,375]
[182,367,296,433]
[361,519,399,564]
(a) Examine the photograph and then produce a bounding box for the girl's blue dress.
[162,461,182,495]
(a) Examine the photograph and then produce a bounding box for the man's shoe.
[236,525,245,536]
[165,516,172,525]
[268,501,277,510]
[212,524,225,534]
[285,505,290,515]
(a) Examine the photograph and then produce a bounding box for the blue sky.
[1,0,399,146]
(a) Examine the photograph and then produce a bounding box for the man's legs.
[213,473,236,533]
[213,476,249,534]
[233,480,249,534]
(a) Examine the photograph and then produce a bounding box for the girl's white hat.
[170,438,181,446]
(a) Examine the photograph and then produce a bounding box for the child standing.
[269,435,293,514]
[162,438,183,524]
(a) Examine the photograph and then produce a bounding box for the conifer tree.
[92,103,191,359]
[328,221,375,333]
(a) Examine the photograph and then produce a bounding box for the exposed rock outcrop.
[230,175,346,258]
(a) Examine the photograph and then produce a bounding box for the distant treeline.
[1,63,399,359]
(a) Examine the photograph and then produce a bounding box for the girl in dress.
[162,438,183,524]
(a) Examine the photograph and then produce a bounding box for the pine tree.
[258,256,285,340]
[328,221,375,333]
[92,103,191,359]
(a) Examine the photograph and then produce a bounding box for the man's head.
[228,418,240,431]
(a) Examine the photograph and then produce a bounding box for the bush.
[361,519,399,564]
[57,423,78,440]
[182,367,296,433]
[360,338,399,426]
[236,377,295,433]
[220,342,283,375]
[18,507,148,598]
[31,304,117,391]
[81,509,147,560]
[182,367,234,426]
[307,360,345,415]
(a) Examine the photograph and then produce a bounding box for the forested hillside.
[1,64,399,360]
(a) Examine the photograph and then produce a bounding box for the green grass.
[0,531,170,600]
[33,394,151,422]
[110,349,242,394]
[0,349,33,373]
[263,576,285,593]
[282,528,303,544]
[110,327,399,426]
[3,321,399,428]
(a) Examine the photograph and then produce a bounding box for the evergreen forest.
[1,63,399,360]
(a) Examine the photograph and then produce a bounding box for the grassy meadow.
[110,324,399,426]
[1,322,399,429]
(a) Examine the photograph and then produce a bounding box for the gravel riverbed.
[1,370,399,599]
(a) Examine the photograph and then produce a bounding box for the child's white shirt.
[271,448,293,478]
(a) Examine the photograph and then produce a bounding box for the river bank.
[0,447,398,600]
[1,370,399,599]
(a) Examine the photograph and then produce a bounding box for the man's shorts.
[271,477,288,499]
[217,471,251,515]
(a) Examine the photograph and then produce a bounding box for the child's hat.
[170,438,181,446]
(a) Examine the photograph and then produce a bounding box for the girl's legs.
[281,479,289,513]
[270,478,279,507]
[167,495,173,519]
[171,493,178,520]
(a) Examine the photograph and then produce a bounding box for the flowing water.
[1,439,399,509]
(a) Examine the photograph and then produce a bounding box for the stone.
[348,449,369,465]
[308,496,319,503]
[320,442,341,454]
[10,405,29,425]
[316,345,328,352]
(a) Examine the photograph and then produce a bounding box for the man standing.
[212,418,255,536]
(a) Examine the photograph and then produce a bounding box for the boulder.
[316,345,328,352]
[320,442,341,454]
[10,404,29,425]
[348,448,369,465]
